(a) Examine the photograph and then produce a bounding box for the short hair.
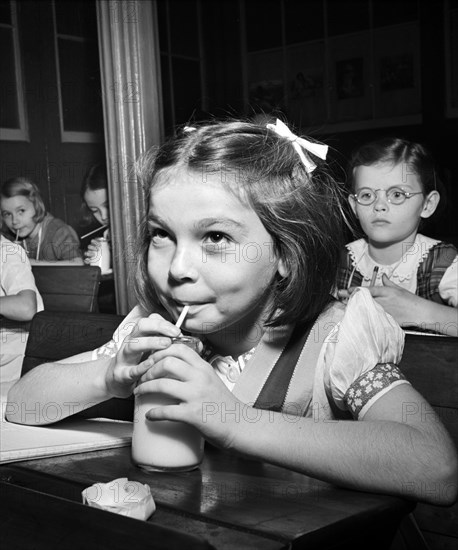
[134,120,346,328]
[349,137,440,196]
[0,177,46,222]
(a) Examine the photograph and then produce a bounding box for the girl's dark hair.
[135,119,346,328]
[81,163,108,197]
[80,163,108,225]
[349,137,440,197]
[1,176,46,223]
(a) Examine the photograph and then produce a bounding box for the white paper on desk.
[0,415,133,464]
[0,382,132,463]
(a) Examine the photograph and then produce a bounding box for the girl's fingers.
[134,315,181,338]
[134,377,186,401]
[145,403,186,422]
[151,343,202,364]
[124,336,173,355]
[138,357,193,385]
[126,357,154,382]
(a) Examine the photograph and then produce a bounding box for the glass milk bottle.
[131,336,204,472]
[89,237,111,274]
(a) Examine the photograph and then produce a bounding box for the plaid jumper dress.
[337,242,457,305]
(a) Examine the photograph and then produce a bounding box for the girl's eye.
[149,227,170,242]
[206,232,230,245]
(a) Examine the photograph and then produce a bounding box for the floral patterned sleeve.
[323,288,409,419]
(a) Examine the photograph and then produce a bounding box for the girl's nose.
[100,207,109,224]
[168,246,198,282]
[373,192,388,211]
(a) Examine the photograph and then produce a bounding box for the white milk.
[89,238,111,274]
[132,393,204,472]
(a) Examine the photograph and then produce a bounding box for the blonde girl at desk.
[0,177,83,265]
[337,138,457,336]
[7,119,457,505]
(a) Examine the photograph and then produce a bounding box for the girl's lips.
[176,302,205,312]
[173,301,198,311]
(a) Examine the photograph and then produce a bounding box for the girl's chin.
[12,229,31,238]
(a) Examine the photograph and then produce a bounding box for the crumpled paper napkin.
[82,477,156,520]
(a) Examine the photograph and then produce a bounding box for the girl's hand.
[337,288,351,301]
[367,274,421,326]
[83,238,101,264]
[134,344,242,449]
[105,314,181,398]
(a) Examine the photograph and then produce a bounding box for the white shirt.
[1,236,44,382]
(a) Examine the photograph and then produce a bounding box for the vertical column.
[96,0,164,314]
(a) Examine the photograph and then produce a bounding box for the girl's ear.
[420,190,440,219]
[348,194,358,218]
[277,257,288,278]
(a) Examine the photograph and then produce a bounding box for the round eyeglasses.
[352,187,424,206]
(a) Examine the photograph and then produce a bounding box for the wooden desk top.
[0,444,413,550]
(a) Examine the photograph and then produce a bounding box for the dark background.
[1,0,457,243]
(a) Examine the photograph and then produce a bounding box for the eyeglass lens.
[356,187,407,205]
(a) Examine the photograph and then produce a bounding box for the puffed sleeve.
[0,238,44,311]
[323,287,409,419]
[91,305,145,360]
[1,239,35,295]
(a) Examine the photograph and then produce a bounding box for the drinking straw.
[81,225,108,240]
[370,266,379,286]
[175,305,190,329]
[15,229,19,242]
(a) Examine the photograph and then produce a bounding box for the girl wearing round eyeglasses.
[337,137,457,336]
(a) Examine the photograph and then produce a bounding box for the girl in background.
[0,234,44,384]
[7,120,457,505]
[337,138,457,336]
[80,163,111,268]
[0,177,82,264]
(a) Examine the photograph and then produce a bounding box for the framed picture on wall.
[445,0,458,118]
[328,31,372,124]
[373,23,421,120]
[285,41,326,129]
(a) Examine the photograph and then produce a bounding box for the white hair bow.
[266,119,328,173]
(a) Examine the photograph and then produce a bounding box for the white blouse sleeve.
[438,254,458,307]
[91,305,145,360]
[323,288,409,419]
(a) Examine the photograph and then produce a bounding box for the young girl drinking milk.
[7,120,457,504]
[337,138,457,336]
[1,177,83,264]
[79,163,111,266]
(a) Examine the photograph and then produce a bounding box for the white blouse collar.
[347,234,439,283]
